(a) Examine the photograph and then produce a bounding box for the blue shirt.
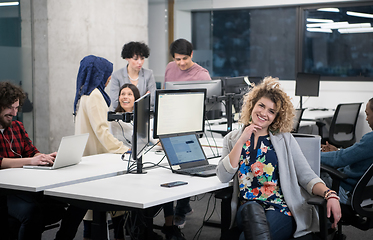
[321,131,373,191]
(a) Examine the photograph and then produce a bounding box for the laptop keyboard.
[181,164,217,174]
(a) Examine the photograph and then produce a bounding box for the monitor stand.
[131,155,147,174]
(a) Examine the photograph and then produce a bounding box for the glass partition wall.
[192,7,296,79]
[188,1,373,81]
[0,0,34,140]
[301,3,373,80]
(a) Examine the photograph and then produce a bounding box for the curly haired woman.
[216,77,341,240]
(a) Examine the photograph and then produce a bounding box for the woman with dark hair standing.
[110,41,156,109]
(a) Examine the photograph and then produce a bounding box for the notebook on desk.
[23,133,89,170]
[159,133,217,177]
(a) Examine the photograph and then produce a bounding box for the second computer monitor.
[295,72,320,97]
[164,79,222,120]
[132,93,150,161]
[153,89,206,139]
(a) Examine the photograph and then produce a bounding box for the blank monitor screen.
[295,73,320,97]
[132,93,150,160]
[164,80,222,120]
[153,89,206,139]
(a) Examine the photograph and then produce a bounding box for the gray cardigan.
[216,128,323,238]
[110,66,156,110]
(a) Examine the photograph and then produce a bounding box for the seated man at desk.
[165,38,211,82]
[321,97,373,205]
[0,81,87,240]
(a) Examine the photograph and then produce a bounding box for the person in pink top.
[164,39,210,229]
[165,38,211,82]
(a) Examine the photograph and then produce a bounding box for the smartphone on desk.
[160,181,188,188]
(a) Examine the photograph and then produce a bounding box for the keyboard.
[181,164,217,174]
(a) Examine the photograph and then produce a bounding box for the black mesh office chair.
[320,163,373,240]
[324,103,362,148]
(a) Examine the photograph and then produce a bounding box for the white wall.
[148,0,372,141]
[148,0,169,86]
[32,0,149,152]
[280,80,372,140]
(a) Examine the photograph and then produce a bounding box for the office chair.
[205,134,331,240]
[291,109,306,133]
[321,103,362,148]
[320,163,373,240]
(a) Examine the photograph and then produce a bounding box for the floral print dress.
[238,134,292,216]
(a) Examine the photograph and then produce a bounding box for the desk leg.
[92,211,108,240]
[143,208,154,240]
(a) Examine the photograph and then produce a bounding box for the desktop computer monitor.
[295,72,320,109]
[164,80,222,120]
[153,89,206,139]
[295,72,320,97]
[132,93,150,162]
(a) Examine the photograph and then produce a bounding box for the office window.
[0,0,34,140]
[302,4,373,80]
[192,7,296,79]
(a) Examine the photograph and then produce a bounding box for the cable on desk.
[127,155,170,173]
[143,140,160,155]
[142,155,170,170]
[204,117,221,158]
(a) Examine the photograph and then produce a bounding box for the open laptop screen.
[161,134,206,166]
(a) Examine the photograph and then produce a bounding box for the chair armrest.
[321,164,348,180]
[321,164,348,194]
[307,196,328,240]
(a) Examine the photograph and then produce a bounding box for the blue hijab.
[73,55,113,115]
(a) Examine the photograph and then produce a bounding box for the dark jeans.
[1,195,10,240]
[236,201,296,240]
[8,193,44,240]
[175,197,192,218]
[7,192,86,240]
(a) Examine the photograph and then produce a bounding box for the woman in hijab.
[73,55,129,240]
[74,55,129,156]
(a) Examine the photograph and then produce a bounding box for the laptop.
[159,133,217,177]
[23,133,89,170]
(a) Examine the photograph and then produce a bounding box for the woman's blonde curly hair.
[239,76,295,133]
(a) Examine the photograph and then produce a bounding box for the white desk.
[45,167,229,209]
[0,153,127,192]
[44,163,229,240]
[1,146,227,240]
[300,109,334,129]
[205,121,242,132]
[302,109,334,121]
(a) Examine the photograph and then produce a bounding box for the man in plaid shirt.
[0,82,86,240]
